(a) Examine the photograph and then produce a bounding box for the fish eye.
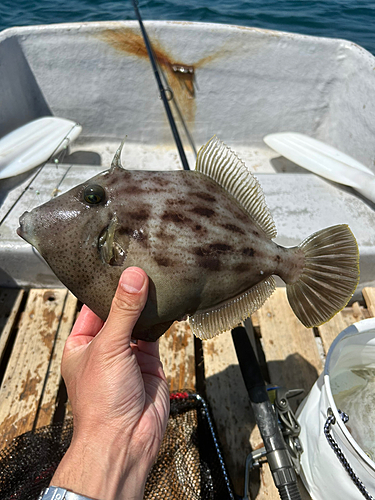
[84,185,105,205]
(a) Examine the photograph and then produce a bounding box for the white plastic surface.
[297,318,375,500]
[264,132,375,203]
[0,117,82,179]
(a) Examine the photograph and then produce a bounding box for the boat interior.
[0,22,375,288]
[0,20,375,499]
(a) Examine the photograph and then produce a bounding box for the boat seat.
[0,157,374,297]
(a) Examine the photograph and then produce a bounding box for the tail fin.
[286,224,359,328]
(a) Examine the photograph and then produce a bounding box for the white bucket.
[297,318,375,500]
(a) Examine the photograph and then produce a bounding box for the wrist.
[51,432,152,500]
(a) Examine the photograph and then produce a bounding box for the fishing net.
[0,392,235,500]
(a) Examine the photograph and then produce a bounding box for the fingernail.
[120,267,146,294]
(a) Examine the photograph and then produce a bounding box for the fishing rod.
[232,326,302,500]
[132,4,302,498]
[131,0,190,171]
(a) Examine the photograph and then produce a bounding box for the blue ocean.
[1,0,375,55]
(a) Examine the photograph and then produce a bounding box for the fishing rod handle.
[231,326,302,500]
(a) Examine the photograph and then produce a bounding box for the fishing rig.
[131,1,304,499]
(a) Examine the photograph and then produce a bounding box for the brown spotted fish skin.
[19,168,292,339]
[18,138,359,340]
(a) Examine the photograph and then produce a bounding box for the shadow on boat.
[60,150,102,166]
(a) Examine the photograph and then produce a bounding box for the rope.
[324,408,374,500]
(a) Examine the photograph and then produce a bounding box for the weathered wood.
[0,288,68,449]
[257,288,323,408]
[36,292,77,428]
[0,289,24,366]
[203,329,254,496]
[159,321,195,391]
[318,302,369,355]
[363,287,375,317]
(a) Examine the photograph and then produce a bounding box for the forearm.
[51,433,152,500]
[51,270,169,500]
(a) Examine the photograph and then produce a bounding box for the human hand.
[51,267,170,500]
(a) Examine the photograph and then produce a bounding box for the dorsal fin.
[111,138,127,169]
[189,276,276,340]
[195,137,277,238]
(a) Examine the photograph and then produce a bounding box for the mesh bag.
[0,392,235,500]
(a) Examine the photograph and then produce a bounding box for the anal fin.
[189,276,276,340]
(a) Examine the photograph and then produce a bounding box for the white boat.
[0,20,374,295]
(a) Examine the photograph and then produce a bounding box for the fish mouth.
[17,212,28,240]
[17,211,39,247]
[98,216,127,266]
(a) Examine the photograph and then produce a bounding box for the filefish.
[17,137,360,341]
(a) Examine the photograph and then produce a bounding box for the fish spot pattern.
[152,177,172,188]
[234,263,250,273]
[193,243,233,256]
[154,255,173,267]
[128,208,151,221]
[162,211,193,225]
[194,192,217,203]
[190,207,215,218]
[157,230,176,242]
[243,247,255,257]
[200,258,221,271]
[222,223,246,235]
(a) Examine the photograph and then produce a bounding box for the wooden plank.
[257,288,323,408]
[0,288,68,449]
[203,329,255,496]
[318,302,369,355]
[36,291,77,428]
[363,287,375,317]
[159,321,195,391]
[0,289,24,366]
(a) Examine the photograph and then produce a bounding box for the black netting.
[0,392,235,500]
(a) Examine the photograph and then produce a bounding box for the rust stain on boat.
[100,27,197,122]
[99,27,227,124]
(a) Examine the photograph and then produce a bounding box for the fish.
[17,137,360,341]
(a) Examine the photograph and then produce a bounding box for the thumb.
[103,267,149,344]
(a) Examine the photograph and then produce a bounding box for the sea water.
[1,0,375,55]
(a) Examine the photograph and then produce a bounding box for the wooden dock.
[0,285,374,498]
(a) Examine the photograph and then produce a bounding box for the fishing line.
[131,0,190,171]
[0,124,78,226]
[158,65,198,158]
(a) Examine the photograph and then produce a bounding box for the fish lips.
[17,211,39,249]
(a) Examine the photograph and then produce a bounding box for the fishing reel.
[242,386,304,500]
